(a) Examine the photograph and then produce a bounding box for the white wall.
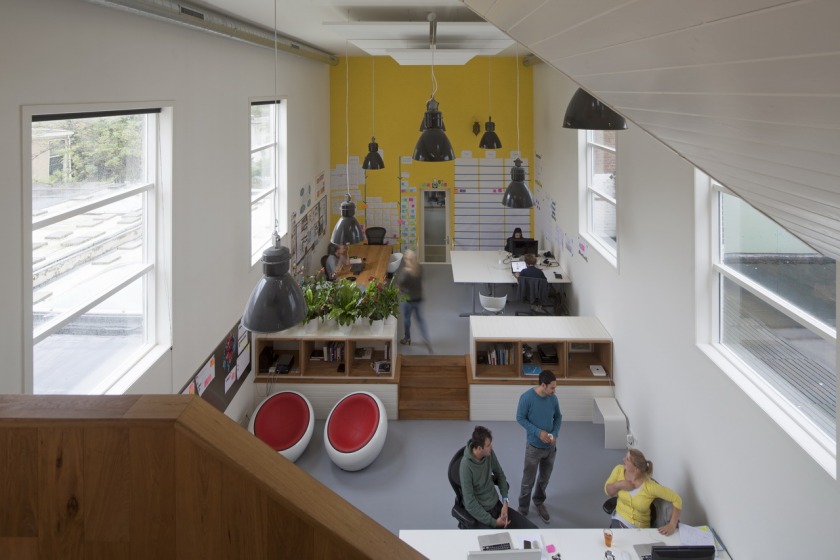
[534,65,839,558]
[0,0,330,417]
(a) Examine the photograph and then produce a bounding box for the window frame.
[22,102,172,395]
[696,172,836,477]
[250,98,287,265]
[578,129,618,267]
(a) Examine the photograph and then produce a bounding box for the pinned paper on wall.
[577,236,589,262]
[195,356,215,396]
[565,231,575,257]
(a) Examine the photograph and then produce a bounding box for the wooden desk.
[336,244,392,287]
[399,528,729,560]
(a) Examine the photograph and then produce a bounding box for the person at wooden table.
[325,243,348,281]
[604,448,682,535]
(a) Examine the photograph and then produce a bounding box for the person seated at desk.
[460,426,537,530]
[505,227,523,253]
[324,243,348,281]
[514,253,547,280]
[604,448,682,535]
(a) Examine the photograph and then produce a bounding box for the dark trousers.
[477,501,538,529]
[518,443,557,512]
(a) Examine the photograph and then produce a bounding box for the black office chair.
[515,276,553,316]
[448,446,482,529]
[602,496,670,528]
[365,226,386,245]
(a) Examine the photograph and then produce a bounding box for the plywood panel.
[220,469,266,560]
[0,537,38,560]
[83,427,130,543]
[129,426,176,560]
[265,499,315,560]
[174,432,223,560]
[0,428,38,537]
[37,427,84,560]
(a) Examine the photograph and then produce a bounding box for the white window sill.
[580,232,617,269]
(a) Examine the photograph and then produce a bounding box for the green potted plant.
[360,277,404,333]
[301,277,331,333]
[328,279,362,333]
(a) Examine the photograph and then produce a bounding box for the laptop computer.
[477,532,513,551]
[634,541,666,560]
[467,551,541,560]
[510,261,527,275]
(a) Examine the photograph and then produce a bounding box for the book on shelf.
[522,364,541,376]
[589,365,606,376]
[354,346,373,360]
[372,360,391,374]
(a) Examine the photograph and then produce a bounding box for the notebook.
[510,261,527,274]
[478,532,513,551]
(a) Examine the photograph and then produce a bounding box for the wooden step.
[398,355,470,420]
[400,409,470,420]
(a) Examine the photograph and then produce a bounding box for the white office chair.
[386,252,403,275]
[479,293,507,315]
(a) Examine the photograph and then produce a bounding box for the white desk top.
[470,315,611,341]
[399,528,730,560]
[451,250,569,284]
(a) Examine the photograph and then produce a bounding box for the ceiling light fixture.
[242,0,306,333]
[562,88,627,130]
[362,56,385,170]
[479,56,502,150]
[331,43,366,245]
[502,48,534,209]
[412,13,455,162]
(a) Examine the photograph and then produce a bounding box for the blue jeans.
[518,443,557,512]
[400,300,429,341]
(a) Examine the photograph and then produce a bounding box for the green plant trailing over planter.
[328,279,362,327]
[359,276,403,323]
[301,276,332,325]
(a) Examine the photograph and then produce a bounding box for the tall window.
[28,107,169,394]
[250,100,286,263]
[711,182,836,469]
[582,130,617,263]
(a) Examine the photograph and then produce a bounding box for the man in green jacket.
[459,426,537,529]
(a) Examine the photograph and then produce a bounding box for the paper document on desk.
[348,257,363,264]
[679,524,715,547]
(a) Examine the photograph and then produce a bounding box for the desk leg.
[459,283,477,317]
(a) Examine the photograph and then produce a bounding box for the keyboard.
[640,555,651,560]
[482,543,512,551]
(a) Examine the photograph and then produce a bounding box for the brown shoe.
[400,338,411,345]
[537,503,550,523]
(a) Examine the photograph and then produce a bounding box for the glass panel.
[251,197,274,258]
[589,192,616,250]
[32,114,148,217]
[721,277,836,440]
[33,193,146,328]
[34,277,147,394]
[590,129,616,149]
[588,145,616,199]
[250,104,274,149]
[250,146,275,203]
[721,192,836,328]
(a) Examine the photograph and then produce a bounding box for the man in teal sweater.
[516,370,562,523]
[460,426,537,529]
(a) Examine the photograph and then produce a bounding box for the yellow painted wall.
[329,56,534,235]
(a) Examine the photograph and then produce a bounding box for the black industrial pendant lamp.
[242,0,306,332]
[413,13,455,162]
[479,57,502,150]
[331,44,366,245]
[362,57,385,170]
[501,49,534,209]
[562,88,627,130]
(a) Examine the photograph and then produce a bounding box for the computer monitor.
[651,545,715,560]
[510,238,538,257]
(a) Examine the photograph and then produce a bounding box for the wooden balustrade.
[0,395,424,560]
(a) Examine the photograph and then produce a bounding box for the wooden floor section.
[398,355,469,420]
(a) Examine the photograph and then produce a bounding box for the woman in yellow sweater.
[604,448,682,535]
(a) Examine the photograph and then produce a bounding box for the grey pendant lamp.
[331,45,366,245]
[413,13,455,162]
[562,88,627,130]
[242,0,305,332]
[501,49,534,209]
[362,57,385,170]
[479,57,502,150]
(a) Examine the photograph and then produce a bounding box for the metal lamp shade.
[242,241,306,333]
[330,193,366,245]
[413,98,455,162]
[501,158,534,209]
[479,117,502,149]
[563,88,627,130]
[362,138,385,170]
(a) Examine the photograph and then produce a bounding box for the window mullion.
[33,183,153,230]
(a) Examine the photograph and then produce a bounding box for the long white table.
[399,528,730,560]
[451,250,570,316]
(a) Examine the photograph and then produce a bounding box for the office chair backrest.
[602,496,665,528]
[448,446,481,529]
[479,293,507,315]
[321,254,328,269]
[516,276,549,306]
[365,226,386,245]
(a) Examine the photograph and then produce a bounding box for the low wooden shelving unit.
[468,316,615,421]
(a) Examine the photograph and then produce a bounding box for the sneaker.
[518,508,529,517]
[537,503,550,524]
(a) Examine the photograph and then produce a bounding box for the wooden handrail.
[0,395,425,560]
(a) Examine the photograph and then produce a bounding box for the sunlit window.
[581,130,617,263]
[250,100,286,263]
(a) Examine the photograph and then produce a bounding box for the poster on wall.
[180,320,252,413]
[292,191,328,266]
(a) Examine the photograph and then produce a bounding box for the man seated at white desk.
[514,253,547,280]
[460,426,538,530]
